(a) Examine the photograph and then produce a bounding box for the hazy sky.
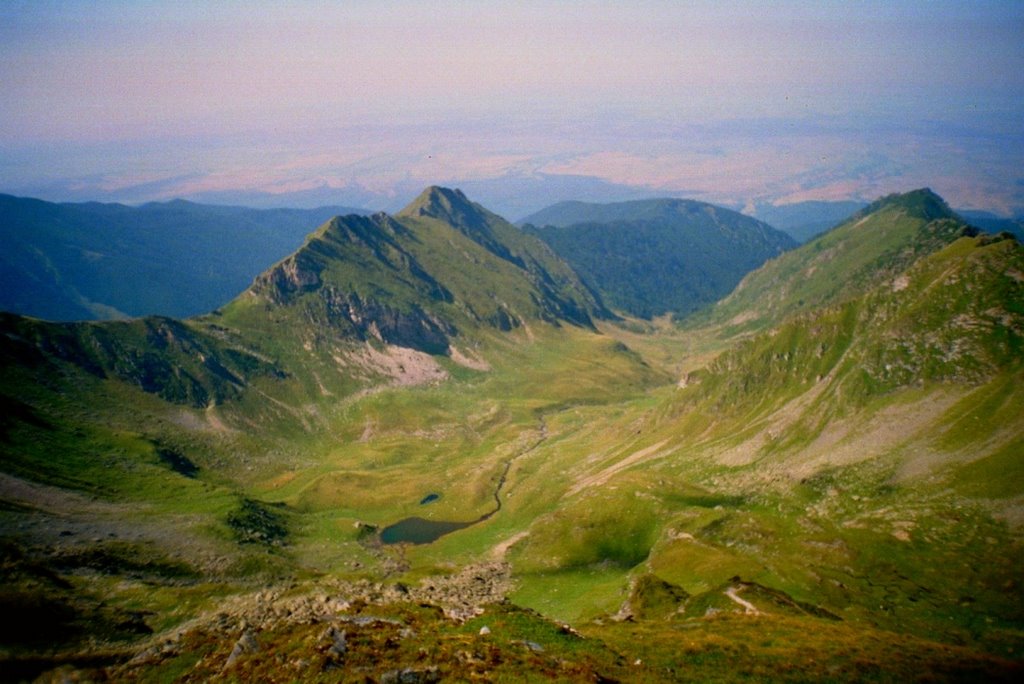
[1,1,1022,215]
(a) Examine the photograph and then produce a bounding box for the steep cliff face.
[303,290,455,355]
[245,213,457,354]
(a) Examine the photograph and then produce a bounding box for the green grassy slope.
[397,186,613,324]
[499,227,1023,657]
[218,187,609,352]
[699,188,978,335]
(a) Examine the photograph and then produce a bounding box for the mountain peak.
[706,187,978,331]
[858,188,958,223]
[397,186,487,228]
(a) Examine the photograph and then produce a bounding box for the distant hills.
[521,198,795,319]
[958,209,1024,241]
[0,194,368,321]
[6,189,1016,328]
[750,199,1024,244]
[751,200,868,243]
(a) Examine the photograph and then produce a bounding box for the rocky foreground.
[9,560,1020,683]
[21,562,636,683]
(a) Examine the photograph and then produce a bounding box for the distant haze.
[1,1,1022,217]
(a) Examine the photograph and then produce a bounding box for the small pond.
[379,516,473,545]
[381,462,511,545]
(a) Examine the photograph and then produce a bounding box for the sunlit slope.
[1,186,619,421]
[502,230,1023,653]
[673,231,1023,483]
[208,187,611,389]
[0,182,660,494]
[398,186,610,328]
[701,188,979,334]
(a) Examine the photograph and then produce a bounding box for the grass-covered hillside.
[1,187,1022,681]
[0,194,368,321]
[699,188,978,335]
[522,198,795,319]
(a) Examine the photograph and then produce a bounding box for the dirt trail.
[725,585,760,615]
[490,531,529,560]
[485,416,549,517]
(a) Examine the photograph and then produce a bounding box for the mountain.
[2,186,1022,681]
[751,199,868,243]
[520,198,795,319]
[1,186,622,415]
[702,188,979,333]
[219,187,610,357]
[396,187,607,329]
[695,229,1023,413]
[518,197,724,227]
[437,172,663,220]
[0,194,369,321]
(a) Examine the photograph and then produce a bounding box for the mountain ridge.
[0,187,620,411]
[700,188,980,333]
[519,197,744,227]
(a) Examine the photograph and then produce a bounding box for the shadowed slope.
[0,194,367,321]
[521,197,795,318]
